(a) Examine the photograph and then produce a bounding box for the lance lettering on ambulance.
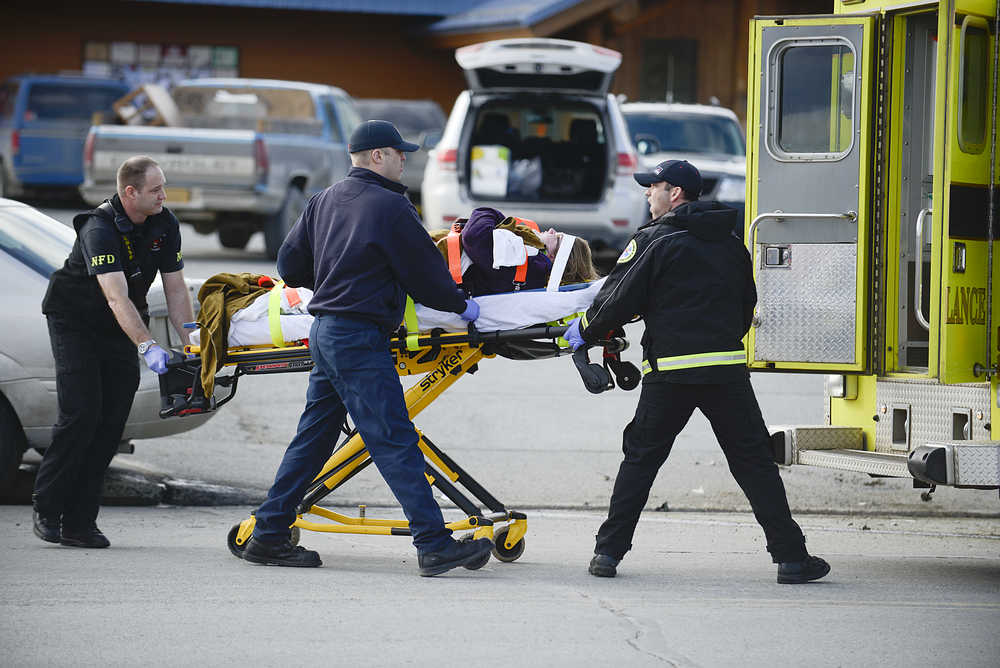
[91,254,115,267]
[418,352,463,391]
[945,286,986,325]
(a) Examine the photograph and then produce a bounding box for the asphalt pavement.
[1,506,997,667]
[4,208,996,667]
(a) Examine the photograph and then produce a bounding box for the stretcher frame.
[166,325,588,567]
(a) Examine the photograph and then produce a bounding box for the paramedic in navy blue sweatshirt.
[241,120,493,576]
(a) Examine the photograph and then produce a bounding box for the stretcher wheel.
[491,525,525,563]
[228,524,299,558]
[227,523,248,558]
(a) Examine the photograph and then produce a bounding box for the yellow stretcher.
[159,324,638,567]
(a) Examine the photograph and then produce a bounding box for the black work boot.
[588,554,619,578]
[60,523,111,548]
[243,537,321,567]
[777,555,830,584]
[32,510,61,544]
[417,537,493,577]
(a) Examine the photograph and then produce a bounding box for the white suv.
[621,102,746,219]
[421,38,647,257]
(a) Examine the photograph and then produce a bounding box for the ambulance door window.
[897,13,937,371]
[958,19,989,154]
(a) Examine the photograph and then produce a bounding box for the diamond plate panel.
[874,380,991,454]
[754,244,856,363]
[954,444,1000,486]
[770,425,864,451]
[797,449,909,477]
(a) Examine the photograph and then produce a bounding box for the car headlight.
[714,176,745,203]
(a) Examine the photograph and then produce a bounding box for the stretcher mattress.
[189,279,605,348]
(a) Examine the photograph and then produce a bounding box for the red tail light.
[437,148,458,171]
[82,132,94,167]
[254,137,269,181]
[616,151,637,176]
[11,130,20,157]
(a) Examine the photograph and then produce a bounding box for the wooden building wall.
[561,0,833,123]
[0,0,466,114]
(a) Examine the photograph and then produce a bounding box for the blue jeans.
[253,314,452,553]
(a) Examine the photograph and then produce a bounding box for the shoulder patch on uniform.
[617,239,637,264]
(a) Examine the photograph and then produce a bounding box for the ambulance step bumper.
[908,441,1000,488]
[769,425,908,477]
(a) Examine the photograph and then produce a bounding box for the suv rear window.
[354,100,445,136]
[468,101,607,203]
[26,84,123,121]
[624,112,745,157]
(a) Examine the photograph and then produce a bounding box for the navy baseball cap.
[633,159,703,195]
[348,120,420,153]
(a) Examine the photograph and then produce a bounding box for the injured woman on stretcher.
[190,207,604,349]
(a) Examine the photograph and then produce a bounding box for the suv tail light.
[82,132,93,167]
[254,137,269,182]
[616,151,637,176]
[436,148,458,171]
[11,130,20,157]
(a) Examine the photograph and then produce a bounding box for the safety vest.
[446,217,540,291]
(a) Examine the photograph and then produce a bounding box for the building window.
[640,39,697,103]
[958,16,989,154]
[767,38,856,161]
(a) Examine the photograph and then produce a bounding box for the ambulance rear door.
[746,15,877,373]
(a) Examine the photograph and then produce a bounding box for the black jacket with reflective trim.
[580,200,755,384]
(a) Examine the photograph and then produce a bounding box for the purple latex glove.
[143,344,170,375]
[459,298,480,322]
[565,317,585,351]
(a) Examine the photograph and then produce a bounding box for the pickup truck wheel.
[0,396,27,488]
[218,223,253,250]
[265,185,306,260]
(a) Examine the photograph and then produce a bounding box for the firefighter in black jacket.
[564,160,830,584]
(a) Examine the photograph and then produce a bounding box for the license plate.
[165,187,190,203]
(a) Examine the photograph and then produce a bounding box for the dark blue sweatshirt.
[277,167,467,332]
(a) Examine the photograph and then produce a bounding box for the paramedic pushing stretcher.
[242,120,494,575]
[565,160,831,584]
[33,156,193,549]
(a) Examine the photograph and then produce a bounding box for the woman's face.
[539,228,562,258]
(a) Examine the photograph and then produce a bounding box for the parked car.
[81,78,362,258]
[354,98,445,203]
[621,102,747,219]
[0,198,214,486]
[421,38,646,258]
[0,74,129,199]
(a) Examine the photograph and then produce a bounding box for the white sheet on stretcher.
[189,278,605,348]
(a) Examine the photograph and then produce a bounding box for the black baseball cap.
[348,120,420,153]
[633,159,703,195]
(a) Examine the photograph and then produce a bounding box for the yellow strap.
[268,280,286,348]
[404,296,420,351]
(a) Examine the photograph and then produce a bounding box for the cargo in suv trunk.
[464,98,609,204]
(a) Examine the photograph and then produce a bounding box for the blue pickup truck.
[0,74,129,198]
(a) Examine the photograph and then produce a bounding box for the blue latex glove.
[460,298,480,322]
[143,344,170,375]
[564,317,585,351]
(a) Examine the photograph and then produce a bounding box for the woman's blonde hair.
[561,237,600,284]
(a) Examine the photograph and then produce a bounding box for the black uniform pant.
[595,376,808,564]
[33,315,139,529]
